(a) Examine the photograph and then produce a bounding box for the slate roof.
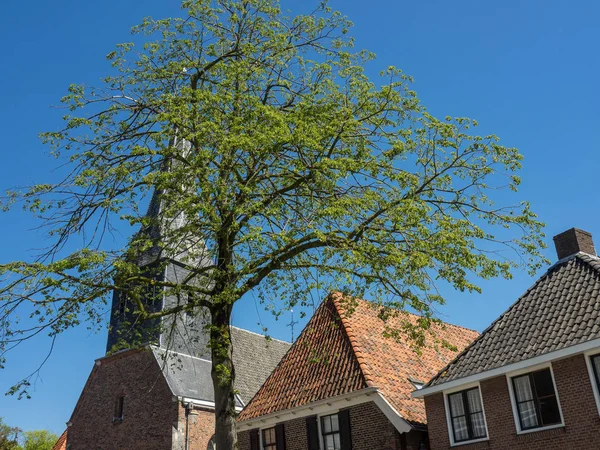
[152,326,290,405]
[238,293,478,426]
[426,252,600,388]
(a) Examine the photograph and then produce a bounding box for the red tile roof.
[51,430,67,450]
[239,293,478,425]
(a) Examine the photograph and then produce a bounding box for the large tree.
[0,0,545,447]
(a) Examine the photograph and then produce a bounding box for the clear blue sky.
[1,0,599,435]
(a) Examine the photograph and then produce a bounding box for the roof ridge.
[329,292,376,388]
[230,325,291,345]
[425,254,596,387]
[238,299,332,420]
[350,295,479,334]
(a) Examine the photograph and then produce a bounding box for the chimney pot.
[553,228,596,260]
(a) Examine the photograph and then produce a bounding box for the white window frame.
[585,351,600,416]
[505,363,565,435]
[317,410,341,450]
[442,382,489,447]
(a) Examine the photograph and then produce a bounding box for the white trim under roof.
[237,387,412,434]
[181,397,244,413]
[413,337,600,398]
[372,391,412,433]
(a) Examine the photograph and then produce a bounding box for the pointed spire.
[136,136,206,267]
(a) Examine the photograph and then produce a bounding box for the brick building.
[59,138,291,449]
[237,293,478,450]
[414,228,600,449]
[65,329,288,450]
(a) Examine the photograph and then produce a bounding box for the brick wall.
[67,348,178,450]
[425,353,600,450]
[179,405,215,450]
[238,400,426,450]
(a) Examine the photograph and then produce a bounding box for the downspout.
[184,401,192,450]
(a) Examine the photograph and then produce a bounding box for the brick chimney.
[553,228,596,260]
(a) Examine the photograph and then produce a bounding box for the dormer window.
[410,379,424,390]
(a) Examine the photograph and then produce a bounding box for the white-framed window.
[443,385,488,446]
[586,352,600,415]
[507,365,564,434]
[261,427,277,450]
[320,413,341,450]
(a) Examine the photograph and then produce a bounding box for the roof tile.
[427,253,600,388]
[239,293,477,425]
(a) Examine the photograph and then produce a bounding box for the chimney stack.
[553,228,596,260]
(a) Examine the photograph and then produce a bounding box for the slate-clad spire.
[137,137,207,266]
[106,137,212,357]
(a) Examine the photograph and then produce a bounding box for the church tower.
[105,137,212,358]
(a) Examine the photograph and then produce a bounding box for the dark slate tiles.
[428,253,600,387]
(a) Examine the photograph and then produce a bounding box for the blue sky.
[1,0,599,435]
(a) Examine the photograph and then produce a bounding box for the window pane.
[333,433,341,449]
[452,416,469,442]
[467,389,483,413]
[448,392,465,417]
[323,416,331,433]
[539,396,561,426]
[513,375,534,402]
[518,400,538,429]
[325,434,336,450]
[532,369,555,398]
[330,414,339,432]
[470,412,487,438]
[593,355,600,387]
[262,427,276,447]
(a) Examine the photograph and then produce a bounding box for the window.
[447,387,487,443]
[320,414,341,450]
[511,368,561,431]
[591,354,600,393]
[261,427,276,450]
[113,395,125,422]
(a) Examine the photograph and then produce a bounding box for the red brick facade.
[238,400,427,450]
[424,353,600,450]
[179,405,215,450]
[67,349,178,450]
[67,348,219,450]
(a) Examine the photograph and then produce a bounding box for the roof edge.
[423,254,586,388]
[230,325,291,346]
[237,387,379,429]
[330,292,376,387]
[414,336,600,398]
[373,391,413,433]
[237,299,336,420]
[425,252,600,389]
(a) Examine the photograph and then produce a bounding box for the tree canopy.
[0,0,545,447]
[0,418,20,450]
[20,431,58,450]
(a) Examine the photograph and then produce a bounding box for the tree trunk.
[211,302,238,450]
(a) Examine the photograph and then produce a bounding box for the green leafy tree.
[0,0,546,447]
[0,418,20,450]
[20,430,58,450]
